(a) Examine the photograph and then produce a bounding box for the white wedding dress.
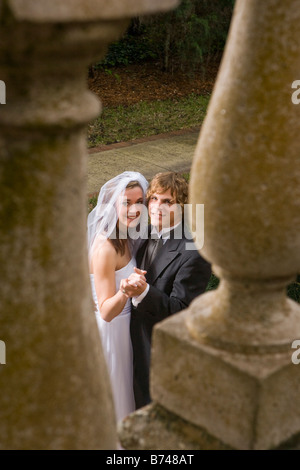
[90,258,136,423]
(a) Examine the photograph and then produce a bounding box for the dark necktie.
[142,237,164,271]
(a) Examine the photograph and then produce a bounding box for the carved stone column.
[120,0,300,450]
[0,0,178,450]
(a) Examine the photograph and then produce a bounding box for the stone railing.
[0,0,179,450]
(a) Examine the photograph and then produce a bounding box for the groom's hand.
[129,269,147,283]
[134,267,147,276]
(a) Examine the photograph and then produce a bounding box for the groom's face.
[148,188,182,231]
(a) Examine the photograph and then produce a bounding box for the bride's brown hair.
[109,180,143,255]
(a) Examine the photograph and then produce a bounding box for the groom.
[128,171,211,409]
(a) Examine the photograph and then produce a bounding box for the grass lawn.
[87,94,209,147]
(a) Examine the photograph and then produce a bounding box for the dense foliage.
[92,0,235,73]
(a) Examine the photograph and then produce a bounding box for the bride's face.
[117,186,144,229]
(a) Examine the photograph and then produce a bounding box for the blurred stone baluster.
[0,0,179,450]
[120,0,300,450]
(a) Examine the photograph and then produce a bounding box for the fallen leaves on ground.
[88,60,219,107]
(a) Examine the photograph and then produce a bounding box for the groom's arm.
[134,251,211,324]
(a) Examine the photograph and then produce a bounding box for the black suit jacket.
[130,226,211,408]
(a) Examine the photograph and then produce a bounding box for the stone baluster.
[0,0,178,450]
[120,0,300,450]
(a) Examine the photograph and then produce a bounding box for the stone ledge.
[7,0,180,22]
[119,403,232,450]
[150,310,300,450]
[119,402,300,450]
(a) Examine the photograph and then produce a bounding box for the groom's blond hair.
[147,172,188,212]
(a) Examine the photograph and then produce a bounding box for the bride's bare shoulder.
[93,238,116,256]
[90,238,117,271]
[101,238,116,252]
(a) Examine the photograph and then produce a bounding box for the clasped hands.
[120,267,147,298]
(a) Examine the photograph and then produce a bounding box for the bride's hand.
[120,277,147,298]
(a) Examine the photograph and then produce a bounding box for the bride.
[87,171,148,423]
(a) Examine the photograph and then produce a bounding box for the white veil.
[87,171,148,262]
